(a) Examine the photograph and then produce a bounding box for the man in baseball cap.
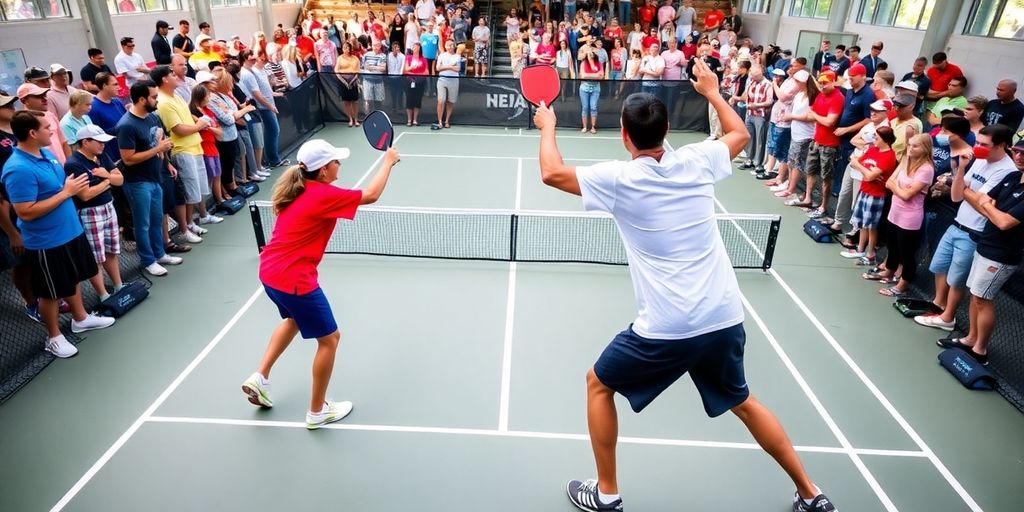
[890,93,923,160]
[16,83,70,164]
[23,67,50,88]
[831,60,875,206]
[46,63,81,120]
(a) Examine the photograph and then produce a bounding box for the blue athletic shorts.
[263,284,338,339]
[594,323,750,417]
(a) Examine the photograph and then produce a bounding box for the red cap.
[817,70,837,83]
[849,63,867,76]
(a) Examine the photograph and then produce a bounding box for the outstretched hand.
[689,58,721,99]
[534,104,557,132]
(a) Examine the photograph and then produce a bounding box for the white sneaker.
[181,230,203,244]
[44,335,78,358]
[248,174,266,182]
[241,372,273,408]
[256,169,271,177]
[705,134,717,141]
[145,262,168,276]
[913,314,955,331]
[188,223,208,235]
[306,400,353,430]
[157,254,183,265]
[71,313,116,333]
[199,214,224,225]
[260,167,272,174]
[770,182,789,192]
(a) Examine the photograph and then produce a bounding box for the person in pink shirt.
[533,32,557,66]
[656,0,676,32]
[659,37,685,119]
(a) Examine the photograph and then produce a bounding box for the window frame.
[744,0,772,14]
[108,0,183,15]
[789,0,833,19]
[855,0,934,30]
[964,0,1024,40]
[0,0,73,22]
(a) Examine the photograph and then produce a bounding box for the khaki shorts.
[805,142,838,180]
[437,77,459,103]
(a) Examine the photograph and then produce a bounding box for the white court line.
[354,131,407,188]
[498,158,524,431]
[401,131,623,140]
[146,415,927,458]
[398,153,607,162]
[49,145,404,512]
[49,288,266,512]
[662,134,984,511]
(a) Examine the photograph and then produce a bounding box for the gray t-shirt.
[676,6,696,25]
[437,52,462,77]
[472,26,490,47]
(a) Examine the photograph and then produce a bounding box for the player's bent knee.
[317,330,341,348]
[729,394,756,417]
[586,368,611,393]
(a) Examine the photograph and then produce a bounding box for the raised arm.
[534,105,581,196]
[691,58,749,159]
[359,147,401,204]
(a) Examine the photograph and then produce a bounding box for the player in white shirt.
[534,58,839,512]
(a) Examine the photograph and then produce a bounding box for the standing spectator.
[46,64,81,121]
[88,73,128,165]
[890,93,923,161]
[861,41,884,79]
[173,20,196,76]
[675,0,695,45]
[900,57,931,118]
[830,99,891,234]
[829,63,874,214]
[23,67,50,89]
[199,22,213,37]
[578,47,603,133]
[65,125,125,301]
[775,69,815,200]
[984,80,1024,130]
[152,20,173,66]
[416,0,434,26]
[117,80,181,276]
[638,0,656,33]
[763,67,797,182]
[59,90,94,145]
[398,0,414,19]
[824,45,849,77]
[839,126,897,266]
[915,124,1016,331]
[505,9,521,45]
[510,28,527,78]
[199,73,242,203]
[17,84,71,164]
[171,55,198,102]
[434,40,462,129]
[639,43,664,97]
[656,0,675,32]
[315,29,338,73]
[702,0,726,39]
[940,137,1024,364]
[927,76,968,126]
[390,12,408,54]
[421,20,441,74]
[811,39,830,75]
[114,37,151,87]
[188,84,227,205]
[1,111,115,358]
[868,134,934,295]
[724,3,742,35]
[451,8,469,48]
[925,52,964,113]
[250,51,287,167]
[190,34,221,72]
[387,42,406,112]
[0,93,39,322]
[79,49,113,94]
[739,67,773,174]
[361,41,388,114]
[472,17,491,76]
[616,0,630,26]
[294,26,318,68]
[792,70,843,215]
[556,40,576,99]
[403,42,429,126]
[151,65,222,240]
[335,42,362,128]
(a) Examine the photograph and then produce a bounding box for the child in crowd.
[841,126,898,266]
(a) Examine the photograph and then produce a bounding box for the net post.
[510,213,518,261]
[763,217,781,271]
[249,202,267,253]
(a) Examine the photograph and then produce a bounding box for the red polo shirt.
[812,87,846,147]
[926,62,964,93]
[259,181,362,295]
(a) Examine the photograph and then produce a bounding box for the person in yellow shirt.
[188,34,221,72]
[151,65,223,242]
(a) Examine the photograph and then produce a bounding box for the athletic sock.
[598,491,620,504]
[802,486,822,505]
[257,373,269,385]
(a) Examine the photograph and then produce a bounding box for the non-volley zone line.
[663,133,984,511]
[145,415,927,458]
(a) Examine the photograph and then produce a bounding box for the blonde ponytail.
[271,164,311,214]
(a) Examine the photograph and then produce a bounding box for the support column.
[827,0,854,33]
[80,0,117,59]
[258,0,276,37]
[919,0,965,58]
[763,0,787,45]
[188,0,214,31]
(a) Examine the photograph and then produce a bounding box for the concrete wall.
[0,2,301,78]
[741,3,1024,100]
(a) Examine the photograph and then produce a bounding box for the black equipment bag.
[96,281,149,318]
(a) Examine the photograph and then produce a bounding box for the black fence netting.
[0,82,324,404]
[316,73,710,132]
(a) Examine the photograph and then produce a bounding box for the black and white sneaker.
[793,491,838,511]
[566,479,623,512]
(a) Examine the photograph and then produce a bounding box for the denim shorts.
[929,224,978,288]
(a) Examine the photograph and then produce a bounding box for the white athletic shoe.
[199,214,224,225]
[145,262,168,276]
[241,372,273,408]
[770,182,789,192]
[188,223,208,235]
[157,255,183,265]
[306,401,353,430]
[256,169,271,177]
[248,174,266,182]
[44,335,78,358]
[181,230,203,244]
[71,313,116,333]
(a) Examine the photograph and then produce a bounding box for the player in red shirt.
[242,139,401,429]
[842,126,898,265]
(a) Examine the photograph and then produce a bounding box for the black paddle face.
[363,110,394,151]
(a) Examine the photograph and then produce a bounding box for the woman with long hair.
[777,70,818,201]
[555,39,576,100]
[404,13,420,52]
[870,134,935,296]
[389,12,406,53]
[202,72,242,194]
[577,47,604,134]
[188,84,227,204]
[327,15,343,49]
[505,8,521,45]
[335,41,362,127]
[241,139,400,429]
[403,42,429,125]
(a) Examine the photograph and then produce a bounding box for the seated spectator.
[915,124,1016,331]
[900,57,931,117]
[927,75,968,126]
[939,131,1024,365]
[984,80,1024,130]
[964,95,988,136]
[866,133,934,296]
[114,37,150,87]
[59,90,94,145]
[1,111,115,358]
[839,126,898,266]
[65,125,125,301]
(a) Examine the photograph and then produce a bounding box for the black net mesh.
[249,202,780,269]
[316,73,710,132]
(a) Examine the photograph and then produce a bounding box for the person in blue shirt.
[0,111,115,359]
[88,72,129,165]
[420,20,440,73]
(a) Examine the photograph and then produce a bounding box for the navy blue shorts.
[594,323,750,417]
[263,285,338,339]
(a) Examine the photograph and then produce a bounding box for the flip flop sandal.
[861,271,888,281]
[879,286,906,297]
[785,199,811,207]
[878,275,900,285]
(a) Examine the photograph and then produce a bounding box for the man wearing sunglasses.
[114,37,151,87]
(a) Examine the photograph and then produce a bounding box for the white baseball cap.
[793,69,810,83]
[195,71,217,84]
[297,139,351,171]
[895,80,919,91]
[75,124,115,143]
